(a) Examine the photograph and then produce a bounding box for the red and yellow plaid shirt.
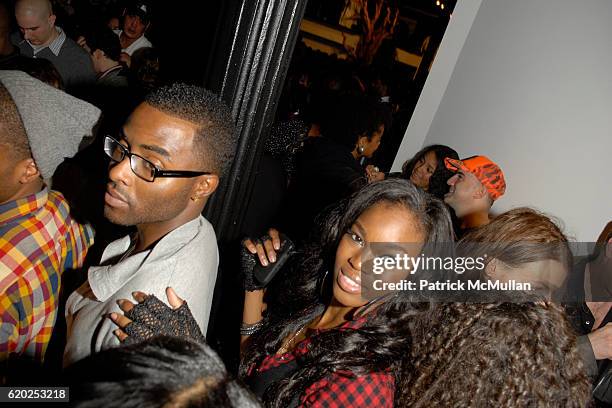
[0,188,93,362]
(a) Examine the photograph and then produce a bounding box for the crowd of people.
[0,0,611,407]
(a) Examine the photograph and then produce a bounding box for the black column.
[201,0,308,369]
[204,0,308,243]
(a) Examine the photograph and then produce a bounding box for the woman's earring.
[318,270,330,298]
[357,145,365,155]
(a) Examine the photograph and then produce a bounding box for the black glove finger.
[124,299,166,330]
[122,321,156,345]
[142,294,176,316]
[137,295,182,335]
[174,302,206,344]
[241,243,261,291]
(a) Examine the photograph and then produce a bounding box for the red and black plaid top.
[251,317,395,407]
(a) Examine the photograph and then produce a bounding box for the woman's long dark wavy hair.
[398,301,591,407]
[239,179,454,406]
[401,144,459,199]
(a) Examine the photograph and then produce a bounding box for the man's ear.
[17,158,41,184]
[473,183,488,200]
[49,14,57,27]
[484,258,503,279]
[92,49,105,60]
[191,174,219,201]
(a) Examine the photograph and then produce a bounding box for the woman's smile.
[337,266,361,294]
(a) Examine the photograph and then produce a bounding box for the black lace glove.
[122,295,206,345]
[241,237,264,291]
[241,234,295,291]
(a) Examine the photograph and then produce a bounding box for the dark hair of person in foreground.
[398,301,591,407]
[240,179,454,406]
[64,336,260,408]
[6,56,64,89]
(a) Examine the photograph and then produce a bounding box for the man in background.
[11,0,94,92]
[114,1,152,66]
[444,155,506,238]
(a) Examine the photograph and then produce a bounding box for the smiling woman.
[238,179,453,407]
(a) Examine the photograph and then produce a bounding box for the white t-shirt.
[113,29,153,56]
[63,216,218,366]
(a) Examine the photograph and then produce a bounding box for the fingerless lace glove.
[122,295,206,345]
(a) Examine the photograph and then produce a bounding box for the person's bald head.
[15,0,56,46]
[16,0,52,19]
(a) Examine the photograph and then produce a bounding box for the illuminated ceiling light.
[441,3,445,9]
[436,0,440,5]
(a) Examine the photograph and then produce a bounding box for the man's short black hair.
[125,1,152,25]
[144,83,237,176]
[0,82,30,159]
[86,26,122,61]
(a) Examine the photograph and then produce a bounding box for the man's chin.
[104,205,133,226]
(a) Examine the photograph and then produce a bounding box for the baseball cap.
[445,155,506,201]
[125,2,152,23]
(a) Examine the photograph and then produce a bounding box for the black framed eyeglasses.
[103,135,210,182]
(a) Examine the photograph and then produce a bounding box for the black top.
[248,359,299,403]
[565,259,612,334]
[280,137,366,242]
[564,260,612,335]
[565,260,612,406]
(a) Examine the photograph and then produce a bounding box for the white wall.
[392,0,612,242]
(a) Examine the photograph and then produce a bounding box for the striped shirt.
[0,188,93,362]
[30,27,67,57]
[10,26,96,90]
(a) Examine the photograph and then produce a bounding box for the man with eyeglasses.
[63,83,236,366]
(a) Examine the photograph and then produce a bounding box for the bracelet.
[240,320,264,336]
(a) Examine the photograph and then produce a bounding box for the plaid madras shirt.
[0,188,93,362]
[253,317,395,407]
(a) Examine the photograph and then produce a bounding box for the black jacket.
[281,137,366,242]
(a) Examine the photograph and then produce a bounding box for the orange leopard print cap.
[444,156,506,201]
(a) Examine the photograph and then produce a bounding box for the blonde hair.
[459,207,572,272]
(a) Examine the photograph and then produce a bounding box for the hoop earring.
[318,270,330,299]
